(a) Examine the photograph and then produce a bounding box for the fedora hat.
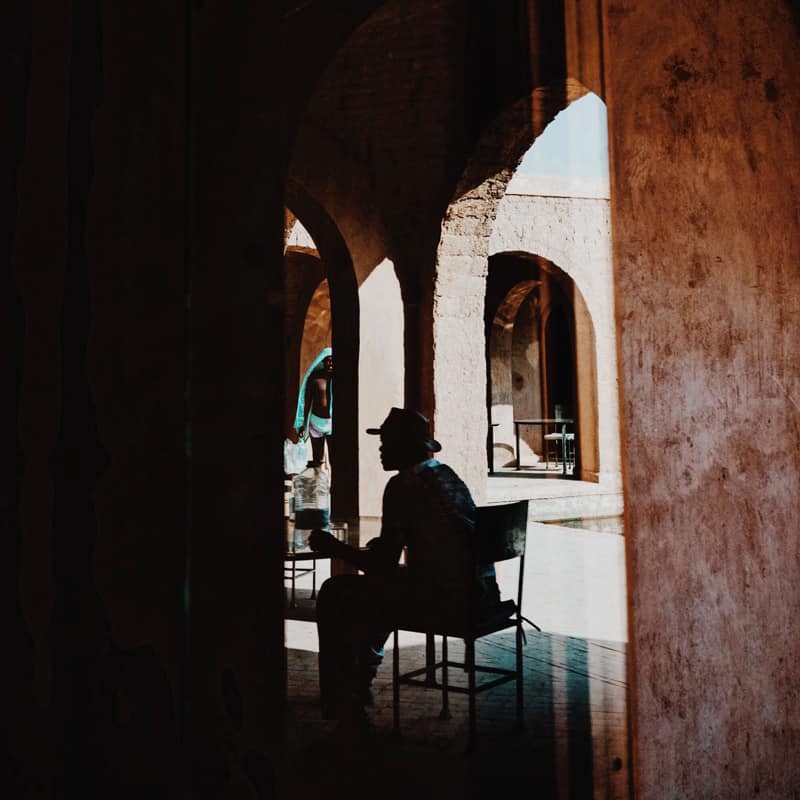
[366,407,441,452]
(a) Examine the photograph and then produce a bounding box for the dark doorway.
[543,299,576,422]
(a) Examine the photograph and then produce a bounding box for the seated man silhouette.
[309,407,500,730]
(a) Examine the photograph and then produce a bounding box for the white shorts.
[308,413,332,438]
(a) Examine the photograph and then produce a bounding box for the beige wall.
[358,259,404,517]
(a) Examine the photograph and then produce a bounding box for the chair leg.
[521,614,541,632]
[466,640,476,753]
[392,629,400,737]
[515,622,525,732]
[424,633,436,685]
[439,636,451,720]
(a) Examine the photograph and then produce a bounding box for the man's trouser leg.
[316,575,389,718]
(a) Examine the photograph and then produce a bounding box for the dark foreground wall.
[4,2,286,796]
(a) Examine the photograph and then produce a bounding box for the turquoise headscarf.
[294,347,333,438]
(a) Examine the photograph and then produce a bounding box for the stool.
[543,431,575,471]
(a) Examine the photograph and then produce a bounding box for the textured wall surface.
[434,183,504,502]
[607,1,800,797]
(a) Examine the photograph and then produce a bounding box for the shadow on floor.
[281,630,630,800]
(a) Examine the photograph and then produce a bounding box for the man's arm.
[308,478,406,574]
[308,528,402,574]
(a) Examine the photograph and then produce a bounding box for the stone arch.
[486,252,601,480]
[433,80,591,499]
[285,181,360,520]
[489,175,619,484]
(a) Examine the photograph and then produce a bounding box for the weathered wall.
[607,1,800,796]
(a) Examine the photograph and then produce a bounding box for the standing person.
[308,407,501,732]
[294,347,333,466]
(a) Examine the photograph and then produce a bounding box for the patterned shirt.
[327,460,498,622]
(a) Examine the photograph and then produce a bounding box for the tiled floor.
[280,475,630,799]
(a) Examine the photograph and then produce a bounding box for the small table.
[284,522,351,610]
[514,418,574,476]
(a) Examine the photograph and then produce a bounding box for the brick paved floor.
[280,628,629,800]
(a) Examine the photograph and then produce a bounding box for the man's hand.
[308,529,337,554]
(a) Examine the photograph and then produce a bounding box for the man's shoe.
[336,718,377,745]
[337,705,376,738]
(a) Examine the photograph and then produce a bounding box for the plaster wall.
[607,1,800,796]
[490,191,621,486]
[358,259,404,517]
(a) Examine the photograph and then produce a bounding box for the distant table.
[513,418,574,476]
[487,423,499,474]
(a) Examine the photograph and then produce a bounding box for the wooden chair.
[391,500,538,751]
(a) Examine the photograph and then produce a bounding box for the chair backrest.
[475,500,529,564]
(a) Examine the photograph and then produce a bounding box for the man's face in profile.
[379,431,402,471]
[379,431,420,471]
[322,356,333,374]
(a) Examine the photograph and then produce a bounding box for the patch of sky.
[516,93,608,179]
